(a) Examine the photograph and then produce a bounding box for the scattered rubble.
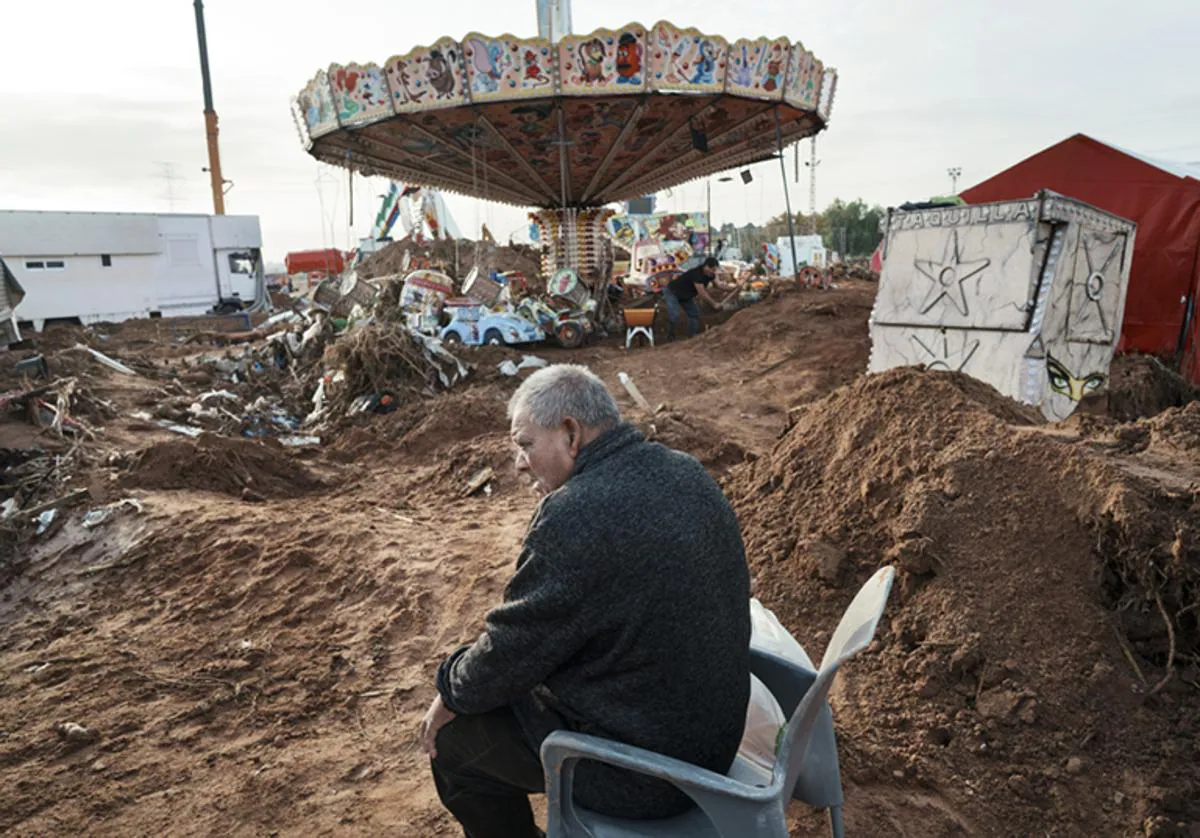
[1,279,1198,837]
[357,238,543,290]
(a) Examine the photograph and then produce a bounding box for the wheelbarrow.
[623,306,657,350]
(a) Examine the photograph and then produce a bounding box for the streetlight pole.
[947,167,963,194]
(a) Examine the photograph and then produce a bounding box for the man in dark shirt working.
[664,257,720,339]
[420,364,751,838]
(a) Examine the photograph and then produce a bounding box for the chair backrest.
[820,566,896,672]
[774,566,896,801]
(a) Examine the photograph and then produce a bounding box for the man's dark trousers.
[664,290,701,337]
[431,707,547,838]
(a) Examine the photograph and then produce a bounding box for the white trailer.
[0,210,268,332]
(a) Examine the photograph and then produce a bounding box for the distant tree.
[713,199,883,260]
[819,199,885,257]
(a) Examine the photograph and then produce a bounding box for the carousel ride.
[292,1,838,345]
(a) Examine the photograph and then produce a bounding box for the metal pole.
[706,180,712,255]
[193,0,226,215]
[808,138,819,234]
[774,109,799,280]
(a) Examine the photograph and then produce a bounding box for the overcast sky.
[2,0,1196,262]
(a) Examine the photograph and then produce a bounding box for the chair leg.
[827,805,845,838]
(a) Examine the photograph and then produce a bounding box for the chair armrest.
[541,731,777,837]
[542,731,774,801]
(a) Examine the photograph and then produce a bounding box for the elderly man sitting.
[421,364,750,838]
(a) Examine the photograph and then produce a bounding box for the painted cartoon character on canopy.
[731,44,752,87]
[691,40,717,85]
[579,38,606,84]
[468,39,506,93]
[523,50,548,84]
[616,33,642,84]
[427,49,457,98]
[763,57,783,92]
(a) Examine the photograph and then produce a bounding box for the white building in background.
[776,234,827,276]
[0,211,268,332]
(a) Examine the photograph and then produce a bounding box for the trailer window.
[228,252,256,275]
[24,261,45,270]
[101,254,112,267]
[46,260,65,270]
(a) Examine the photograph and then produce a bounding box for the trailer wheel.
[483,328,504,345]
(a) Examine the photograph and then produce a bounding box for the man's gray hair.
[507,364,621,429]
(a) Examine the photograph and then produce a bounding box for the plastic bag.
[732,599,816,786]
[733,674,786,786]
[749,597,815,670]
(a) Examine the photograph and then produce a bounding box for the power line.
[155,161,183,212]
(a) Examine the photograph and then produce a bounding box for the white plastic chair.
[542,566,896,838]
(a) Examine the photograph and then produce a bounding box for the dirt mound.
[357,238,543,287]
[1140,400,1200,453]
[639,410,755,474]
[726,367,1200,835]
[687,286,865,354]
[1107,354,1199,421]
[121,434,326,498]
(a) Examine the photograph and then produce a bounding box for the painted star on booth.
[911,330,981,372]
[1072,234,1123,338]
[915,229,991,316]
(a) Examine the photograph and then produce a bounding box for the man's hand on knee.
[420,694,457,758]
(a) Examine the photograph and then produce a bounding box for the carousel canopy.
[292,21,837,209]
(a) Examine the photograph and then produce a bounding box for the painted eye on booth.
[1046,352,1075,388]
[1084,375,1106,393]
[1047,359,1071,394]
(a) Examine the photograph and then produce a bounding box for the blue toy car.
[439,303,545,347]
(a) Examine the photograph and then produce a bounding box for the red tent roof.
[960,134,1200,382]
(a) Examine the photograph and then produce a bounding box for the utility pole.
[947,167,962,194]
[194,0,226,215]
[804,138,821,235]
